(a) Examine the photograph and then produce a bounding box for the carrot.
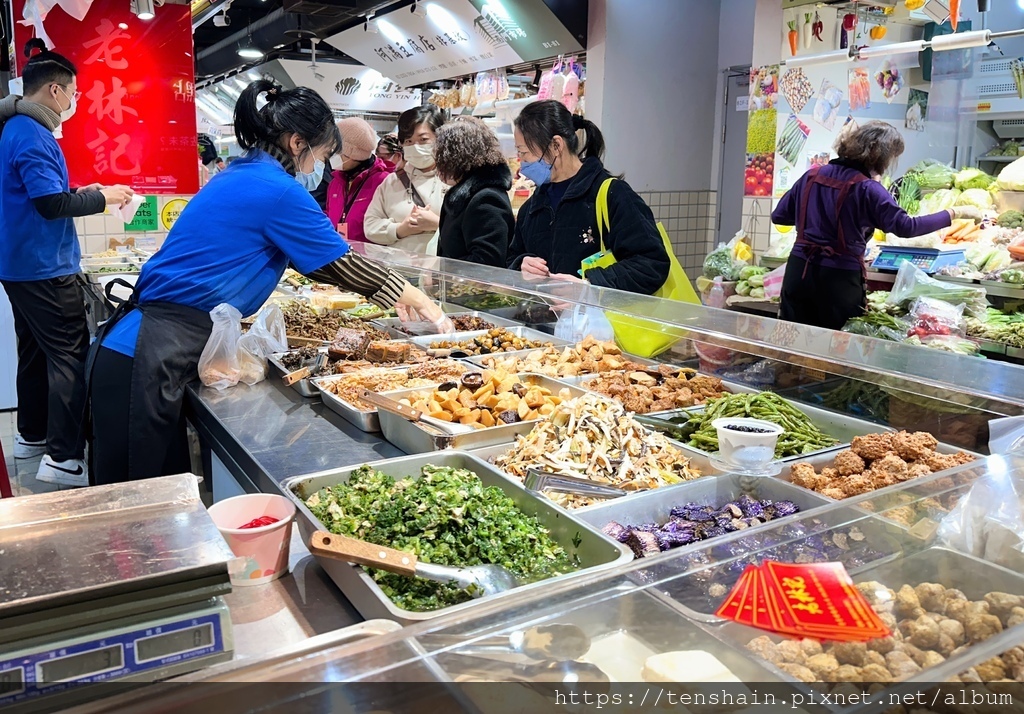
[788,21,799,56]
[950,0,959,31]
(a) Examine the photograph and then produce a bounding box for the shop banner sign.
[125,195,158,231]
[12,0,199,194]
[258,60,422,114]
[325,0,582,86]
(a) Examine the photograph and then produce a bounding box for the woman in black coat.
[433,118,513,267]
[509,100,668,294]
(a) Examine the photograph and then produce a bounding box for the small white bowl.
[712,418,784,471]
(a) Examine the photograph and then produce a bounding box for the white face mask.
[329,155,344,172]
[57,86,77,123]
[404,143,435,170]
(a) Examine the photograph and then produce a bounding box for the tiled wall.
[74,195,191,254]
[636,190,718,281]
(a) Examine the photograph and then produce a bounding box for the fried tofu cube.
[480,410,495,427]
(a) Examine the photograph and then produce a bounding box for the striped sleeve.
[302,253,408,308]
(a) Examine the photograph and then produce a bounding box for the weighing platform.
[0,475,236,711]
[869,245,966,273]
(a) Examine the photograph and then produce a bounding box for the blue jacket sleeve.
[265,180,349,274]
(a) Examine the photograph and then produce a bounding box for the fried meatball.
[915,583,947,614]
[833,664,863,683]
[885,651,922,679]
[746,636,782,664]
[908,463,933,479]
[984,592,1024,621]
[895,584,925,619]
[939,619,966,646]
[775,639,806,664]
[833,449,867,477]
[965,614,1003,643]
[860,663,892,683]
[885,507,917,527]
[805,653,840,680]
[1006,607,1024,629]
[907,616,941,649]
[918,650,946,671]
[976,657,1007,681]
[947,599,989,625]
[865,651,887,668]
[892,431,938,461]
[832,642,868,667]
[936,634,956,658]
[790,463,820,489]
[839,474,875,497]
[799,638,824,658]
[868,636,898,655]
[952,451,977,466]
[851,433,896,461]
[779,662,818,683]
[921,452,957,472]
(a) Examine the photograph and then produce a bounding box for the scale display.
[870,247,965,274]
[0,609,226,707]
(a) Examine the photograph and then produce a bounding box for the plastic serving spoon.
[309,531,518,597]
[358,389,475,436]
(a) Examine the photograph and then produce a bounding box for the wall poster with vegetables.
[745,65,779,197]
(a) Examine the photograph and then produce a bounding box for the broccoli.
[996,210,1024,229]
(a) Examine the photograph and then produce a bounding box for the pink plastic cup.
[207,494,296,587]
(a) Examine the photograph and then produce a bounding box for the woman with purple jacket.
[771,121,980,330]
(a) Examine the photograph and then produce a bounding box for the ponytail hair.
[21,39,76,96]
[234,79,341,175]
[514,99,605,163]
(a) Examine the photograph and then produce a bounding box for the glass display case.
[85,246,1024,709]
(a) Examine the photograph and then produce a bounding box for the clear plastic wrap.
[907,296,966,338]
[886,261,988,317]
[938,476,1024,573]
[237,303,288,385]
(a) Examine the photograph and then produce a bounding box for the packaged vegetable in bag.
[910,160,956,189]
[199,304,243,390]
[886,261,988,317]
[937,476,1024,573]
[907,296,965,338]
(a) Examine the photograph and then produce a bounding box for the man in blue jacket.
[0,42,132,486]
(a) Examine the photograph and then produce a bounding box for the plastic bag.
[764,232,795,259]
[885,262,988,318]
[763,264,786,300]
[199,304,243,390]
[236,303,288,386]
[703,233,751,280]
[937,477,1024,573]
[907,296,965,338]
[554,304,615,343]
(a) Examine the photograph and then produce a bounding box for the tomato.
[745,176,759,191]
[753,185,769,196]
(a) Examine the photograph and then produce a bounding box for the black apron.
[87,280,213,480]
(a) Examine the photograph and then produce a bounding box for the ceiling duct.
[283,0,359,19]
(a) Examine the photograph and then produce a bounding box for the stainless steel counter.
[186,378,407,655]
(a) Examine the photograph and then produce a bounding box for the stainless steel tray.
[373,311,521,336]
[267,352,321,398]
[667,397,884,463]
[378,373,588,453]
[406,326,570,352]
[311,365,475,433]
[464,439,720,512]
[575,473,833,530]
[462,347,661,378]
[710,547,1024,690]
[83,268,140,284]
[283,451,633,624]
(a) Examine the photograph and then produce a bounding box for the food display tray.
[665,397,884,463]
[706,547,1024,693]
[425,585,788,687]
[405,326,571,352]
[377,373,588,453]
[372,311,522,336]
[283,451,633,625]
[575,473,833,529]
[82,267,140,284]
[267,352,322,398]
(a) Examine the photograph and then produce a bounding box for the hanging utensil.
[421,624,592,662]
[309,531,519,597]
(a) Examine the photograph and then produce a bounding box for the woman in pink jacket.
[326,117,392,243]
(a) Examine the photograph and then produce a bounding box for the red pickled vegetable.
[239,515,280,529]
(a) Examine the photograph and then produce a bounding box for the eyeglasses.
[55,85,81,102]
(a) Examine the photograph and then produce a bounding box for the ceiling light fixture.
[377,18,404,43]
[131,0,155,21]
[411,1,427,17]
[238,24,264,59]
[364,18,379,33]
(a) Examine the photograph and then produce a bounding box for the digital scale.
[870,245,966,274]
[0,474,237,712]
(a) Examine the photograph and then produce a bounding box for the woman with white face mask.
[89,80,452,485]
[363,105,449,254]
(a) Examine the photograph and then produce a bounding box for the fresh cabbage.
[997,157,1024,191]
[919,188,961,214]
[953,168,996,190]
[956,188,995,210]
[983,248,1012,273]
[915,163,956,190]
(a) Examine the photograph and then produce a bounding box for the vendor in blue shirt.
[0,40,134,488]
[90,80,454,485]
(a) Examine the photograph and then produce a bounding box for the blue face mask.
[296,158,325,192]
[519,158,552,187]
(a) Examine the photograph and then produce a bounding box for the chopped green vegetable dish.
[305,465,576,611]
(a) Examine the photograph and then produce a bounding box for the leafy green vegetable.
[914,162,956,190]
[953,168,996,191]
[305,465,576,612]
[996,210,1024,229]
[703,245,741,280]
[739,265,768,280]
[956,188,995,210]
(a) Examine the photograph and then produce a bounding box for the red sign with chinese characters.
[12,0,198,194]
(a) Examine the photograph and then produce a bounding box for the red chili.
[239,515,280,529]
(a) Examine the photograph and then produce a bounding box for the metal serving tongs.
[281,349,328,386]
[419,623,592,662]
[358,389,475,436]
[523,469,627,500]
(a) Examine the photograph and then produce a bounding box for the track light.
[238,23,263,59]
[364,18,378,33]
[411,1,427,17]
[131,0,154,20]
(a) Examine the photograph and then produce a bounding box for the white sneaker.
[14,435,46,460]
[36,455,89,487]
